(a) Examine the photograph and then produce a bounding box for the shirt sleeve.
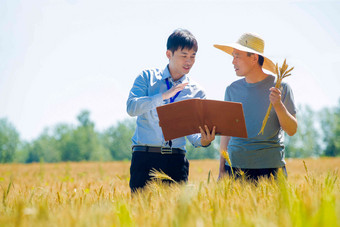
[186,133,202,147]
[196,89,206,99]
[224,86,231,101]
[281,83,297,115]
[126,71,163,117]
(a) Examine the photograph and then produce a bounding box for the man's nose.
[186,57,193,64]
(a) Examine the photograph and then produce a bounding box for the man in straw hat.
[127,29,216,193]
[214,33,297,181]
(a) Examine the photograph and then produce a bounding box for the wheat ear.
[258,59,294,135]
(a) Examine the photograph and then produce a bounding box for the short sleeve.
[281,83,297,115]
[224,86,231,102]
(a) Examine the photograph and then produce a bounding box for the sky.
[1,0,340,141]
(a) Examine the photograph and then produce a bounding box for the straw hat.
[214,33,276,74]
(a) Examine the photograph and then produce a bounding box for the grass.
[0,158,339,227]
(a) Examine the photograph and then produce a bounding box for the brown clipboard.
[156,99,248,141]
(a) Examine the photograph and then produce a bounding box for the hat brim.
[214,44,276,74]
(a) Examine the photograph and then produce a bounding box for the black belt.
[132,146,186,155]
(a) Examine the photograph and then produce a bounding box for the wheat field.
[0,158,339,227]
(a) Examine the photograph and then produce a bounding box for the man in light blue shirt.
[127,29,216,192]
[214,33,297,181]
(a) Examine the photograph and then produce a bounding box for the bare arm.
[218,136,231,180]
[270,87,298,136]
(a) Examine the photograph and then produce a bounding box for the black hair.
[166,29,198,53]
[247,52,264,66]
[258,55,264,66]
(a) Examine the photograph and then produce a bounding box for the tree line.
[1,101,339,163]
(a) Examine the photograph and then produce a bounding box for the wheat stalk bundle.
[258,59,294,135]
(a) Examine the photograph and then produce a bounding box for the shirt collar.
[162,65,188,84]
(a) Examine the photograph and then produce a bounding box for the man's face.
[232,49,256,77]
[167,48,196,79]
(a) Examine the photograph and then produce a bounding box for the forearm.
[220,136,230,151]
[126,93,163,117]
[219,153,226,172]
[219,136,230,171]
[273,102,297,136]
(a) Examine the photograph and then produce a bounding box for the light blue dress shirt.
[127,65,206,151]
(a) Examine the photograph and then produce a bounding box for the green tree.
[186,137,220,160]
[25,129,61,163]
[102,119,136,161]
[77,110,93,128]
[284,132,299,158]
[55,111,111,162]
[13,142,29,163]
[0,118,20,163]
[334,101,340,155]
[53,123,78,161]
[284,105,320,158]
[320,100,340,156]
[73,124,111,161]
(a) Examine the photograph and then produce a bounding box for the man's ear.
[166,50,172,60]
[252,54,259,65]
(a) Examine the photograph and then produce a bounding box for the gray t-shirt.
[224,75,296,169]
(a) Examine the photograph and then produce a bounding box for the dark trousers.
[129,151,189,192]
[224,164,287,181]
